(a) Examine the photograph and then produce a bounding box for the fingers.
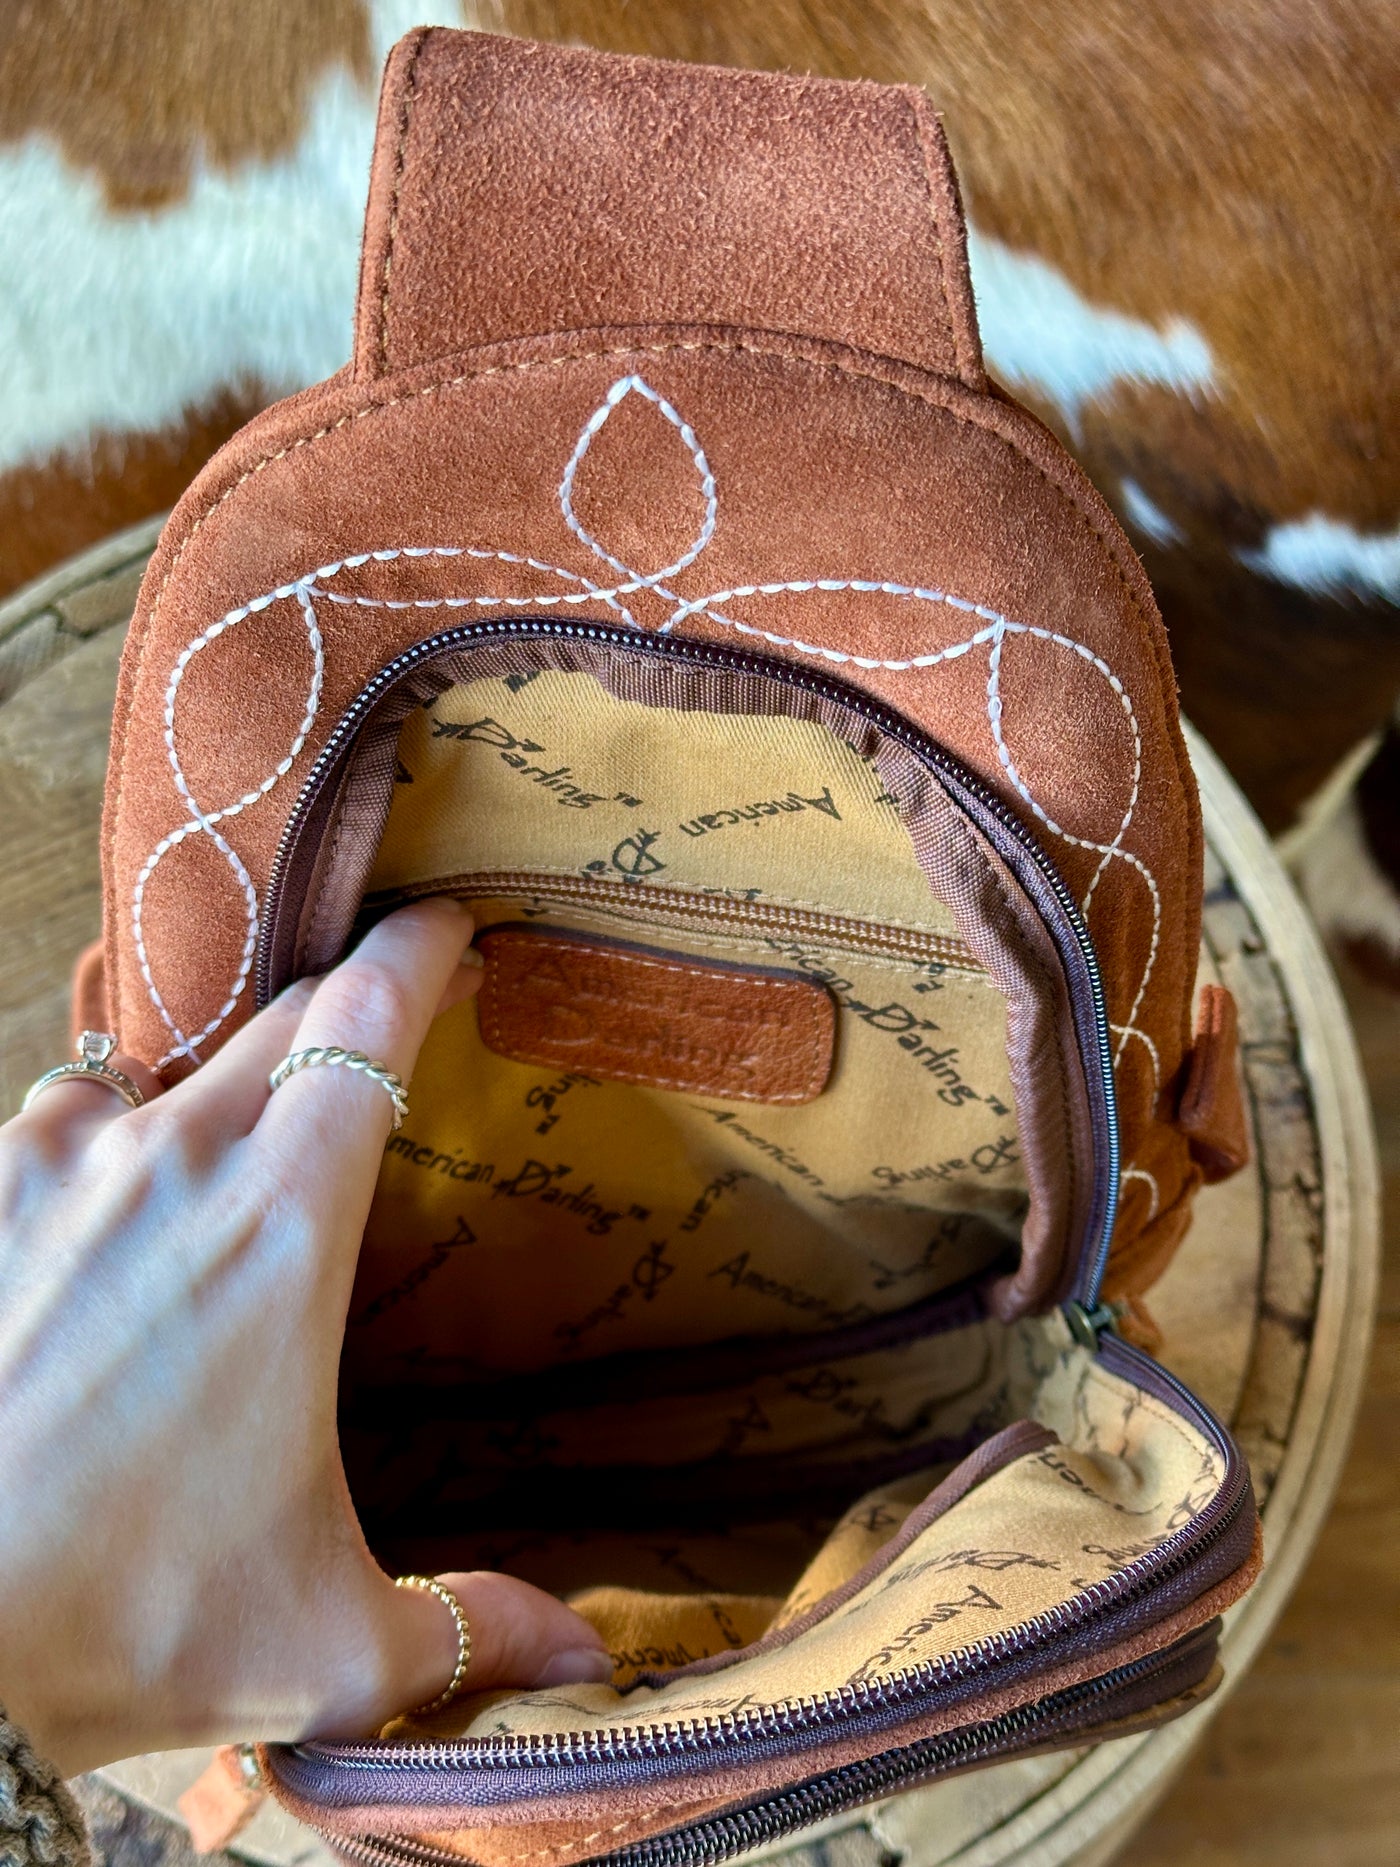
[256,898,481,1184]
[160,974,322,1133]
[136,904,481,1140]
[312,1570,613,1740]
[425,1571,615,1696]
[12,899,480,1158]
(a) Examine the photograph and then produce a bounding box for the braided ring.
[267,1046,409,1130]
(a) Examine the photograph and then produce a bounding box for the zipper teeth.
[598,1640,1193,1867]
[322,1643,1190,1867]
[259,615,1118,1301]
[303,1468,1242,1774]
[366,871,980,970]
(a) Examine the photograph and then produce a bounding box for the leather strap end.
[1177,983,1250,1182]
[177,1749,264,1855]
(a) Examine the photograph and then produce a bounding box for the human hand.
[0,899,611,1774]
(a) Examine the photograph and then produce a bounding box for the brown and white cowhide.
[2,0,1395,962]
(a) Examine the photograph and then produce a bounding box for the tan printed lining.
[349,671,1025,1382]
[370,670,962,929]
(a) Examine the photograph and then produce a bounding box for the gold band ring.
[22,1031,146,1113]
[394,1575,473,1715]
[267,1046,409,1130]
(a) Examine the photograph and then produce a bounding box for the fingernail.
[532,1647,615,1687]
[459,946,485,969]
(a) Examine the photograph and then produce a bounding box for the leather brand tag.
[475,926,835,1104]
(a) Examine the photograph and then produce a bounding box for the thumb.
[404,1571,616,1700]
[321,1570,614,1738]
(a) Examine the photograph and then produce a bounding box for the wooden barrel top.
[0,524,1380,1867]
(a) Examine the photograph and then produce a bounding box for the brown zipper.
[361,870,982,973]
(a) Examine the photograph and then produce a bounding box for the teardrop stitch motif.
[558,374,718,590]
[138,375,1161,1109]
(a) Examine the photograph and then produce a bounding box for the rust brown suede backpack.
[92,27,1257,1865]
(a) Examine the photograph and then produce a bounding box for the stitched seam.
[559,375,716,590]
[586,925,970,981]
[477,1020,827,1102]
[116,339,1174,1062]
[130,371,1162,1077]
[473,916,974,981]
[1090,1362,1222,1474]
[384,866,970,942]
[487,931,818,992]
[475,1039,824,1103]
[489,1807,664,1867]
[1112,1022,1161,1089]
[1120,1164,1161,1220]
[1085,1359,1216,1468]
[134,338,1161,652]
[378,28,429,376]
[983,622,1157,1061]
[133,578,323,1065]
[906,91,959,382]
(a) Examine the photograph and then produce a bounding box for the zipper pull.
[1062,1298,1121,1349]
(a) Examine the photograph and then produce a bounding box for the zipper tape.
[359,872,980,974]
[584,1620,1224,1867]
[255,618,1118,1309]
[338,1268,1000,1428]
[350,1428,1014,1542]
[290,1621,1222,1863]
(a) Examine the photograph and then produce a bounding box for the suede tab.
[355,29,984,387]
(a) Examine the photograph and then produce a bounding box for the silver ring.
[268,1046,409,1130]
[22,1031,146,1113]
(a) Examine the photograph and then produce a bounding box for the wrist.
[0,1584,133,1777]
[0,1653,85,1778]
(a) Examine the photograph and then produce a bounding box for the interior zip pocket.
[360,870,982,975]
[257,616,1119,1316]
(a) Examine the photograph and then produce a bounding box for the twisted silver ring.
[268,1046,409,1130]
[22,1031,146,1113]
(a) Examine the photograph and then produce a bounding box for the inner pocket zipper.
[280,1618,1223,1867]
[361,870,982,974]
